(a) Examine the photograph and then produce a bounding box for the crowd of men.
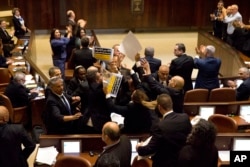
[1,4,250,167]
[210,1,250,56]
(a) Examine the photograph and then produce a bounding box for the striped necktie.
[61,95,72,115]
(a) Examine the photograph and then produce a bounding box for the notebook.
[61,140,82,154]
[198,106,215,120]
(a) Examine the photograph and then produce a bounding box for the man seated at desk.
[4,71,38,108]
[94,121,131,167]
[0,40,13,68]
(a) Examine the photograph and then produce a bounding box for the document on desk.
[36,146,58,165]
[240,115,250,123]
[218,150,230,162]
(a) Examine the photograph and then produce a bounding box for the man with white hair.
[193,45,221,90]
[222,4,242,44]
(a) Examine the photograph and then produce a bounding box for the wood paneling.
[10,0,250,30]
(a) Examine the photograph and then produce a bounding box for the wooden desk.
[231,116,250,130]
[190,115,250,130]
[216,133,250,166]
[34,152,99,167]
[35,134,150,166]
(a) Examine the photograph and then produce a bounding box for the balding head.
[238,67,250,80]
[231,4,239,14]
[0,106,9,124]
[158,65,170,81]
[102,122,120,145]
[168,76,185,90]
[87,66,98,73]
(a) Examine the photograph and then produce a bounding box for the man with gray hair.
[4,71,38,107]
[144,47,161,73]
[227,67,250,101]
[193,45,221,90]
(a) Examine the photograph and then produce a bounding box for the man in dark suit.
[4,72,38,108]
[71,37,97,69]
[83,69,111,133]
[136,94,192,167]
[142,60,185,113]
[94,122,131,167]
[0,20,15,57]
[0,105,35,167]
[194,45,221,91]
[43,76,83,134]
[169,43,194,93]
[151,65,171,87]
[144,47,161,73]
[227,67,250,101]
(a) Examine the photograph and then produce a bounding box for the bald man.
[227,67,250,101]
[152,65,171,87]
[0,106,35,167]
[94,122,131,167]
[142,60,185,113]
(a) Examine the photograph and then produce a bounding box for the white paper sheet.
[36,146,58,165]
[119,31,142,61]
[218,150,230,162]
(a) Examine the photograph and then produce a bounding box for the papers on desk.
[36,146,58,165]
[110,113,124,125]
[12,61,25,65]
[218,150,230,162]
[240,115,250,123]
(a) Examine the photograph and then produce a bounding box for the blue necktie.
[61,95,72,115]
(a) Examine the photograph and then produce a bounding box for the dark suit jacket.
[94,135,132,167]
[0,123,35,167]
[0,28,12,44]
[177,144,218,167]
[4,80,37,108]
[0,55,8,68]
[67,77,89,112]
[43,92,77,134]
[194,56,221,90]
[83,82,111,132]
[151,72,172,86]
[145,56,162,73]
[106,98,159,133]
[169,54,194,92]
[137,112,192,167]
[236,77,250,101]
[72,47,97,69]
[144,75,184,113]
[12,16,27,37]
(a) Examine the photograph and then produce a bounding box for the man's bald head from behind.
[102,122,120,144]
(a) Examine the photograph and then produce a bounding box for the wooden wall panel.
[11,0,250,30]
